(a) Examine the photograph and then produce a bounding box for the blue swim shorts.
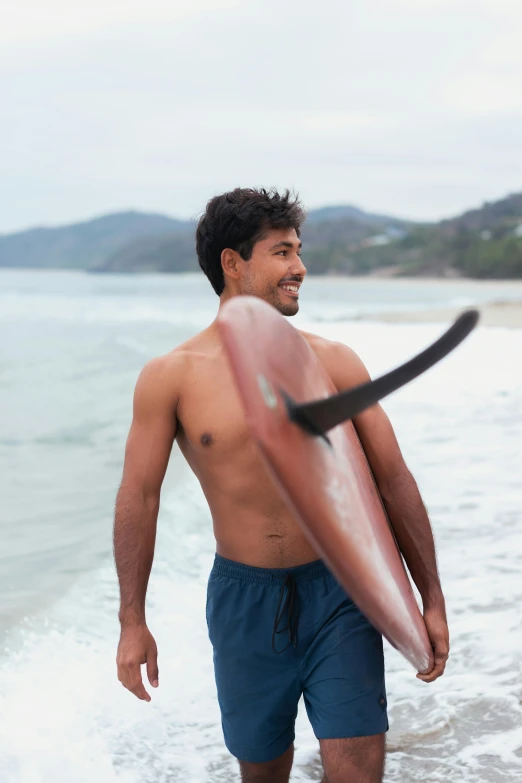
[206,554,388,764]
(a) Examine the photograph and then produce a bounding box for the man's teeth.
[281,284,299,292]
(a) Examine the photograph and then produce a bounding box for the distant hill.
[1,193,521,278]
[305,204,408,225]
[0,202,402,273]
[95,205,407,275]
[0,211,189,270]
[344,193,522,279]
[96,229,197,274]
[444,192,522,233]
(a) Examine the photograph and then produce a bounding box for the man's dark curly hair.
[196,187,306,295]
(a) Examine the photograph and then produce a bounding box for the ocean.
[1,269,521,782]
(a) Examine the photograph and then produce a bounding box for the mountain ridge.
[0,211,187,270]
[1,194,521,278]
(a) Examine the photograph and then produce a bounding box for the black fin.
[285,309,479,436]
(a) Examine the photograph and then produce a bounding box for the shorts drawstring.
[272,573,300,654]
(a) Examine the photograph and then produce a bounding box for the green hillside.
[342,193,522,279]
[90,192,522,279]
[1,193,521,278]
[94,229,198,273]
[96,208,407,275]
[96,213,405,275]
[0,211,187,269]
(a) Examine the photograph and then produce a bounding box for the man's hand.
[117,624,159,702]
[416,603,450,683]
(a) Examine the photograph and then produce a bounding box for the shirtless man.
[114,188,449,783]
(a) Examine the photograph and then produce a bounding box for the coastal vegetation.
[338,193,522,279]
[1,193,521,279]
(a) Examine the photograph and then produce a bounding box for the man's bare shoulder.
[298,329,359,363]
[298,329,369,389]
[137,348,185,386]
[135,328,215,394]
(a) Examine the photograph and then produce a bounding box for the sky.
[1,0,522,233]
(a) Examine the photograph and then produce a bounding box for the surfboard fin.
[284,309,480,436]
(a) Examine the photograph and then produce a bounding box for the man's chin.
[277,304,299,318]
[276,301,299,317]
[257,290,300,316]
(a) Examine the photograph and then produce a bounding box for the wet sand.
[370,299,522,328]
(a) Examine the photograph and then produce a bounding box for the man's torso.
[167,325,346,568]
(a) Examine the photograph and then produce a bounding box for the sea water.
[1,270,521,782]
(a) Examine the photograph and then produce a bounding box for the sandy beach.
[371,299,522,328]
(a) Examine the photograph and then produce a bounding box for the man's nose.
[291,254,307,278]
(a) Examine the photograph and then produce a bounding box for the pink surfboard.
[217,296,434,672]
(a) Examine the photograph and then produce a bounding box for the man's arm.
[114,354,180,701]
[318,339,449,682]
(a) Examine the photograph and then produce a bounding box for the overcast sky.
[1,0,521,232]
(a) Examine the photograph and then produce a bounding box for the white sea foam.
[0,292,213,328]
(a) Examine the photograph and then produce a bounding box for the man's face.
[238,228,307,316]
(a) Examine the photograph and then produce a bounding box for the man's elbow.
[116,479,160,515]
[376,465,416,504]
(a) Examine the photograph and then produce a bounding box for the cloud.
[1,0,521,231]
[1,0,241,44]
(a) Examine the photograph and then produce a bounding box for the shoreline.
[368,299,522,329]
[1,267,522,285]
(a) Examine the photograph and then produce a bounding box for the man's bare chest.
[176,355,252,457]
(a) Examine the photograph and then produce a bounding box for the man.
[114,188,449,783]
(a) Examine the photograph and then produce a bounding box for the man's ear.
[221,248,241,281]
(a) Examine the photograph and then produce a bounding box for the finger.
[129,682,151,702]
[416,655,448,683]
[123,665,151,702]
[117,662,130,687]
[146,647,159,688]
